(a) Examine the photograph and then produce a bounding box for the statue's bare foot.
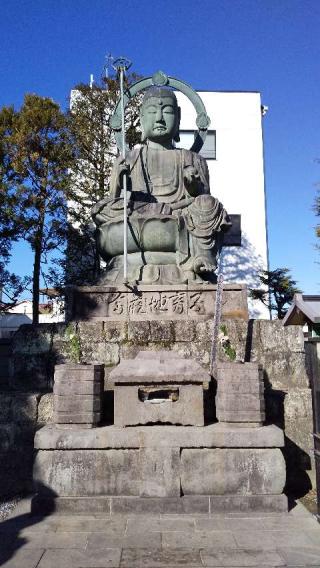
[193,257,216,274]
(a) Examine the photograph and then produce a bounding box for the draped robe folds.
[91,145,231,284]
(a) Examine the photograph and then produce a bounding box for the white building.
[0,296,65,338]
[177,91,269,318]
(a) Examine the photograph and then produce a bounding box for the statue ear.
[173,106,181,143]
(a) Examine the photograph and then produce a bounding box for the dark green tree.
[0,109,30,311]
[249,268,301,319]
[0,95,72,322]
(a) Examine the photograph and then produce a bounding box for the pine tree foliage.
[249,268,301,319]
[0,95,72,322]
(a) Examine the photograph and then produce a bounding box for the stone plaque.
[66,284,248,321]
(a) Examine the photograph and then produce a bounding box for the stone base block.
[31,494,288,516]
[181,448,286,495]
[114,384,204,426]
[34,448,181,497]
[33,424,286,512]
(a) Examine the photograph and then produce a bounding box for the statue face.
[140,96,178,143]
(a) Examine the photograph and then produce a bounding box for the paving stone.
[126,517,195,534]
[233,529,318,549]
[38,547,121,567]
[277,546,320,566]
[0,548,45,568]
[120,547,202,567]
[262,516,320,531]
[302,529,320,547]
[200,548,285,566]
[21,532,88,549]
[53,517,127,533]
[162,530,237,548]
[87,530,161,549]
[195,517,266,531]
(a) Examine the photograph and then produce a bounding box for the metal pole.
[210,266,224,376]
[119,66,128,283]
[112,57,132,284]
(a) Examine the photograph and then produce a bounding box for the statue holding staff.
[92,73,231,285]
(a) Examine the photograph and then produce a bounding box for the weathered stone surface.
[53,364,103,426]
[112,351,207,426]
[54,411,101,424]
[37,548,121,568]
[173,320,195,342]
[200,548,285,566]
[103,320,127,342]
[111,351,208,383]
[181,448,286,495]
[34,448,180,497]
[54,381,102,395]
[54,395,101,412]
[217,411,265,423]
[111,495,210,515]
[114,384,204,426]
[215,362,265,424]
[209,493,287,512]
[11,352,54,391]
[217,394,265,411]
[37,393,53,425]
[120,547,202,566]
[149,320,174,342]
[34,423,285,450]
[68,284,248,321]
[76,341,120,366]
[77,321,104,342]
[12,324,52,355]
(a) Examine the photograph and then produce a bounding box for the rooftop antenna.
[103,53,114,87]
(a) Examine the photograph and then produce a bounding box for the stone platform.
[66,283,248,321]
[33,423,287,515]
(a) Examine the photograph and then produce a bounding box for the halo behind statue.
[110,71,211,154]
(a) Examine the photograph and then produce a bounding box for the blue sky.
[1,0,320,293]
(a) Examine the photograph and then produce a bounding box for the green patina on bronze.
[91,72,231,285]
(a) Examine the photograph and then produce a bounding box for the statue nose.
[155,108,164,121]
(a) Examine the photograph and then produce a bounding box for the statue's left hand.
[184,166,201,196]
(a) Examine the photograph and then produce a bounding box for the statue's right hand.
[118,159,130,176]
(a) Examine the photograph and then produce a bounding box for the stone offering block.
[215,362,265,425]
[110,351,209,426]
[54,364,104,428]
[66,283,248,321]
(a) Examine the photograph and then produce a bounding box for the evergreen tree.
[0,95,72,322]
[250,268,301,319]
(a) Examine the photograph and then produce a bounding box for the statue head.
[140,87,181,145]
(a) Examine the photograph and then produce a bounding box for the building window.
[177,130,216,160]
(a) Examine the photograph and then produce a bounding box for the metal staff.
[210,262,224,376]
[112,57,132,283]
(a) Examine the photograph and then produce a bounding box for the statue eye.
[146,105,157,113]
[163,106,175,114]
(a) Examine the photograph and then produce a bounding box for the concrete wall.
[0,319,313,498]
[177,91,268,318]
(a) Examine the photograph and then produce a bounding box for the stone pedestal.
[215,362,265,426]
[33,423,287,514]
[53,364,104,428]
